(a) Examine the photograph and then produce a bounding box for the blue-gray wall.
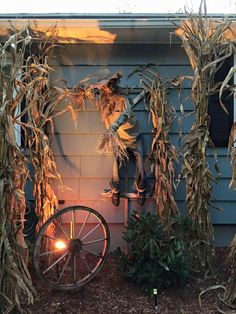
[49,43,236,249]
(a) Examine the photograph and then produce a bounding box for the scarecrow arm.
[109,99,134,131]
[109,90,145,131]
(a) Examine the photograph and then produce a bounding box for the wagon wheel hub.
[68,239,83,254]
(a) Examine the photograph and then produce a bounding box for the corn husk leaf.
[97,128,129,161]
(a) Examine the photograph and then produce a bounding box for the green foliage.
[117,211,191,291]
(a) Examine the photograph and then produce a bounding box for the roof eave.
[0,13,235,44]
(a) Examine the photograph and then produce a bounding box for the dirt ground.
[21,248,234,314]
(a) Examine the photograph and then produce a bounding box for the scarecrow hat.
[75,69,122,90]
[90,69,122,89]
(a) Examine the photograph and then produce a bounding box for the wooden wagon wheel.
[33,206,110,290]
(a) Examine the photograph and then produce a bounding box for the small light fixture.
[153,288,158,310]
[55,240,67,250]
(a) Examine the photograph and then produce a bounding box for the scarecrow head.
[90,70,122,94]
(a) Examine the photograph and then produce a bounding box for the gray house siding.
[49,43,236,249]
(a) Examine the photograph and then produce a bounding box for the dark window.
[208,55,234,147]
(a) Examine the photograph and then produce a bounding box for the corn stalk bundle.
[223,94,236,306]
[223,235,236,306]
[225,159,236,307]
[137,67,178,220]
[22,42,82,254]
[227,135,236,306]
[22,44,61,232]
[0,27,76,311]
[221,66,236,190]
[0,30,35,313]
[176,1,233,272]
[18,30,80,232]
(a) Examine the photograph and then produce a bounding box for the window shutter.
[208,55,233,147]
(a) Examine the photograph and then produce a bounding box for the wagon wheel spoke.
[80,253,92,274]
[81,222,102,241]
[70,210,75,239]
[77,211,91,238]
[83,237,107,245]
[55,218,70,240]
[43,234,61,242]
[72,254,77,283]
[39,250,59,257]
[42,251,68,275]
[81,248,103,259]
[57,254,71,284]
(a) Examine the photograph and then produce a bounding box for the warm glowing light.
[55,240,67,250]
[0,20,116,44]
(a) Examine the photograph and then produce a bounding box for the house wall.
[49,43,236,250]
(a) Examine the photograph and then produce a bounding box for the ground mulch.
[21,248,234,314]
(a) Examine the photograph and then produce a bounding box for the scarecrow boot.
[110,180,120,207]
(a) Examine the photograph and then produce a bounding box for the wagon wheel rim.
[33,206,110,290]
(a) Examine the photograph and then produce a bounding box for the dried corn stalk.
[0,30,35,313]
[227,126,236,295]
[223,234,236,306]
[23,49,61,231]
[136,66,178,221]
[22,38,83,245]
[176,1,233,272]
[0,26,77,312]
[222,67,236,190]
[224,93,236,306]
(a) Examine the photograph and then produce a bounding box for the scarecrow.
[91,70,147,206]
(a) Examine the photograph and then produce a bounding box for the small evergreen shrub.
[117,211,191,291]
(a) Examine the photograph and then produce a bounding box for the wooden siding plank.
[175,156,232,179]
[55,156,81,178]
[53,44,189,66]
[57,200,126,223]
[213,179,236,201]
[214,225,236,246]
[53,88,193,113]
[50,133,152,156]
[52,111,105,134]
[50,133,102,156]
[177,200,236,224]
[108,224,126,252]
[80,156,113,178]
[53,154,231,181]
[208,156,232,179]
[50,133,229,158]
[54,178,80,201]
[175,179,236,202]
[51,65,193,88]
[54,199,236,225]
[79,178,110,200]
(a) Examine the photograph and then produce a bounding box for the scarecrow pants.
[110,135,146,194]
